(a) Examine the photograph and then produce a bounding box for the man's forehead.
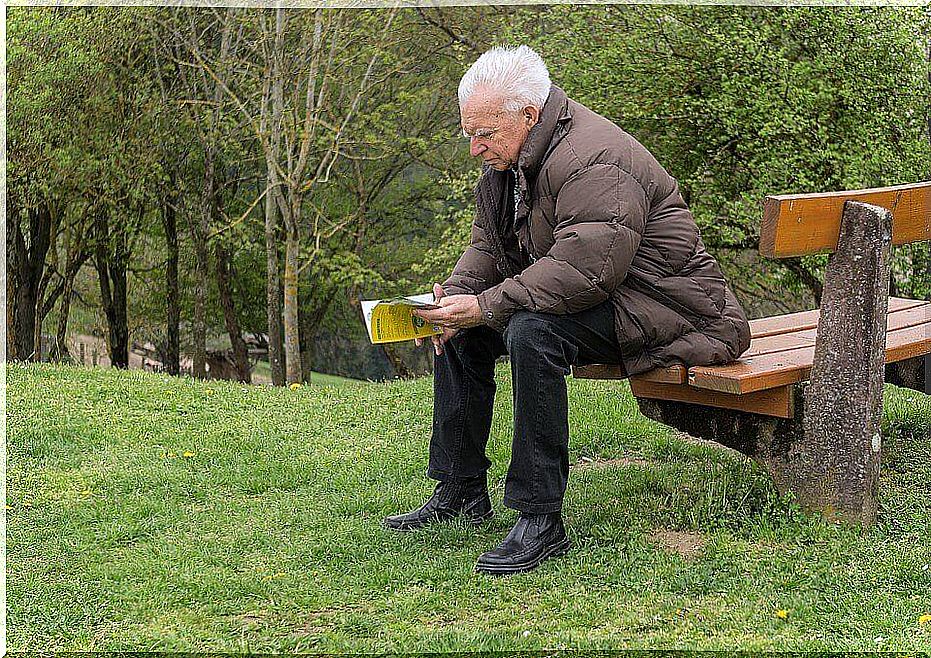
[460,88,509,124]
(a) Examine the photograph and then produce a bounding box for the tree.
[6,8,100,360]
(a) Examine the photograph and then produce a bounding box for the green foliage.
[408,171,481,289]
[10,6,930,375]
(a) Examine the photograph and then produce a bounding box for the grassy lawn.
[249,360,363,387]
[6,362,931,651]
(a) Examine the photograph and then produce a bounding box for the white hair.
[458,45,551,112]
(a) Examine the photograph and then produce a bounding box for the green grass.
[249,360,363,387]
[6,362,931,651]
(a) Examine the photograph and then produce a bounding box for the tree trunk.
[53,270,77,363]
[215,241,252,383]
[265,183,285,385]
[190,146,215,379]
[8,202,54,361]
[50,225,89,363]
[6,240,16,360]
[11,271,38,361]
[381,344,416,379]
[162,185,181,376]
[283,220,302,384]
[94,211,130,369]
[33,209,61,360]
[262,9,287,386]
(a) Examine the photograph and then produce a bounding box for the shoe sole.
[474,536,571,576]
[384,509,495,532]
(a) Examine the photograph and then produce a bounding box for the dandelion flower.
[919,614,931,625]
[182,451,195,458]
[289,383,301,391]
[775,609,789,620]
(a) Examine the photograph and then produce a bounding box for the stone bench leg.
[635,389,805,493]
[637,202,895,526]
[795,201,893,526]
[885,354,930,394]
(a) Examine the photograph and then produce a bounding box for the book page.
[360,292,444,344]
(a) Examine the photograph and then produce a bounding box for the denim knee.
[503,311,555,354]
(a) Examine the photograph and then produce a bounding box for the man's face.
[460,88,539,171]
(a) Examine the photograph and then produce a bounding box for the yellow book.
[360,292,444,344]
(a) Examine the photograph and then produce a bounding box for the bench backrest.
[760,181,931,258]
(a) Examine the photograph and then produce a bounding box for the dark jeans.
[427,301,625,514]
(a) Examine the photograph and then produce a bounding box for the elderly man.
[384,46,750,575]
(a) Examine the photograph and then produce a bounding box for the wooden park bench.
[574,181,931,526]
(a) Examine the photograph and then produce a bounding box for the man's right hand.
[414,283,459,356]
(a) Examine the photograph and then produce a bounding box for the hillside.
[6,363,931,651]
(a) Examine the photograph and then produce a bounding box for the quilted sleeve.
[476,164,647,331]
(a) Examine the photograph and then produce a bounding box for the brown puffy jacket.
[444,85,751,376]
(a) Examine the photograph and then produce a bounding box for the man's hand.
[413,283,462,356]
[413,282,484,356]
[414,283,483,330]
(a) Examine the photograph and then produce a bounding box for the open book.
[360,292,444,344]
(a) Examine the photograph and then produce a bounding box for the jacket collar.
[517,84,572,180]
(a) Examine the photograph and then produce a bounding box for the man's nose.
[469,138,486,158]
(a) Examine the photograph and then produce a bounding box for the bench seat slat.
[744,331,816,358]
[574,364,688,383]
[748,296,925,338]
[744,301,931,359]
[575,298,928,389]
[630,379,795,418]
[690,311,931,394]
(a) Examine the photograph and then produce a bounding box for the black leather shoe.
[474,512,570,575]
[383,477,493,531]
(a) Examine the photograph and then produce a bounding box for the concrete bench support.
[638,201,897,526]
[794,201,893,525]
[635,387,806,493]
[885,354,930,395]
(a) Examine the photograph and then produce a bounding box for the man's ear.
[523,105,540,129]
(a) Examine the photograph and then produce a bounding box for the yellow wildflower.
[919,614,931,625]
[775,609,789,620]
[182,451,195,458]
[289,383,301,391]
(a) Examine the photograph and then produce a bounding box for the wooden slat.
[689,314,931,394]
[573,364,687,384]
[572,364,625,380]
[744,331,816,357]
[630,365,687,384]
[630,379,795,419]
[760,181,931,258]
[748,296,925,339]
[574,300,928,384]
[745,301,931,359]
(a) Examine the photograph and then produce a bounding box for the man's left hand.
[414,291,484,330]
